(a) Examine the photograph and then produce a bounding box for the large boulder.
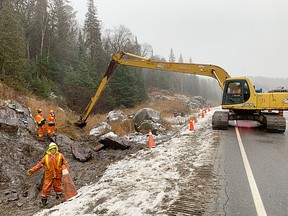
[99,135,130,150]
[0,100,36,135]
[106,110,125,122]
[71,142,92,162]
[132,108,164,134]
[89,122,111,138]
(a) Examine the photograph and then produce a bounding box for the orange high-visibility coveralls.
[47,112,56,139]
[30,145,68,198]
[36,112,46,141]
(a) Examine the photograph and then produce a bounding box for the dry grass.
[0,83,191,138]
[0,83,24,101]
[122,97,190,119]
[110,120,135,136]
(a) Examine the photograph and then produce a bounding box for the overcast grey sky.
[70,0,288,78]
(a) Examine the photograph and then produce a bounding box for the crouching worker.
[26,142,68,206]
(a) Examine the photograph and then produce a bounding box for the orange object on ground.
[208,107,211,112]
[194,116,198,124]
[202,111,205,118]
[62,165,78,200]
[204,108,207,113]
[148,131,155,148]
[189,117,194,131]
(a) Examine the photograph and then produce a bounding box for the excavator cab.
[222,80,250,105]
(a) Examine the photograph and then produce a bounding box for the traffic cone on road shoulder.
[202,110,205,118]
[62,165,78,201]
[189,117,194,131]
[148,130,155,148]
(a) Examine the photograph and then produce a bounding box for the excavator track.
[263,114,286,133]
[212,111,229,130]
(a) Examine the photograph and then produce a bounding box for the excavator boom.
[75,51,288,133]
[75,52,230,127]
[113,52,230,89]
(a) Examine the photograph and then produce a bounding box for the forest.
[0,0,222,114]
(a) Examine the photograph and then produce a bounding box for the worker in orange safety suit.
[36,109,47,141]
[47,109,56,141]
[26,142,68,206]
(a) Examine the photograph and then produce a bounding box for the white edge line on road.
[235,127,267,216]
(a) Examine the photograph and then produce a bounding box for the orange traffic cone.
[62,165,78,200]
[148,130,155,148]
[194,116,198,124]
[208,107,211,112]
[202,110,205,118]
[189,117,194,131]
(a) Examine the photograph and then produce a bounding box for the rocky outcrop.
[0,99,145,216]
[0,100,35,134]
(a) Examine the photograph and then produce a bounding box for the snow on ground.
[34,108,220,216]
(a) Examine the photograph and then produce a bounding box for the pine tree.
[109,66,147,108]
[84,0,104,73]
[169,48,176,62]
[0,0,26,82]
[178,54,183,63]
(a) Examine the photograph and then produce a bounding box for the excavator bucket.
[74,120,87,128]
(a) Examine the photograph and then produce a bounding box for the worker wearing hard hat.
[47,109,56,141]
[26,142,68,206]
[35,109,47,141]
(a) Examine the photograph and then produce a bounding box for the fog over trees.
[1,0,226,114]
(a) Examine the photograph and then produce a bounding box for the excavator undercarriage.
[212,110,286,133]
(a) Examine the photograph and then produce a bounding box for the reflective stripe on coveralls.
[45,153,62,169]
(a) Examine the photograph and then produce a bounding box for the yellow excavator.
[75,52,288,133]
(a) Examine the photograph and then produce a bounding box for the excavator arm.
[75,52,231,127]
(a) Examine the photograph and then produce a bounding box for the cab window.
[223,80,250,105]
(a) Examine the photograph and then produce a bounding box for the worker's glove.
[26,170,32,176]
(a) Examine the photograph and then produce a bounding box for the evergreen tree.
[84,0,105,73]
[109,66,147,108]
[51,0,77,65]
[169,48,176,62]
[0,0,27,82]
[178,54,183,63]
[63,29,101,112]
[167,48,180,92]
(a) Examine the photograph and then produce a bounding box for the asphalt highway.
[210,112,288,216]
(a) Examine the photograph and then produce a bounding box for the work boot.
[56,194,63,199]
[41,198,47,206]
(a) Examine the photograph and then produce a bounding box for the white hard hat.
[49,142,57,148]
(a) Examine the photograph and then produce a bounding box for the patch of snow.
[34,108,219,216]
